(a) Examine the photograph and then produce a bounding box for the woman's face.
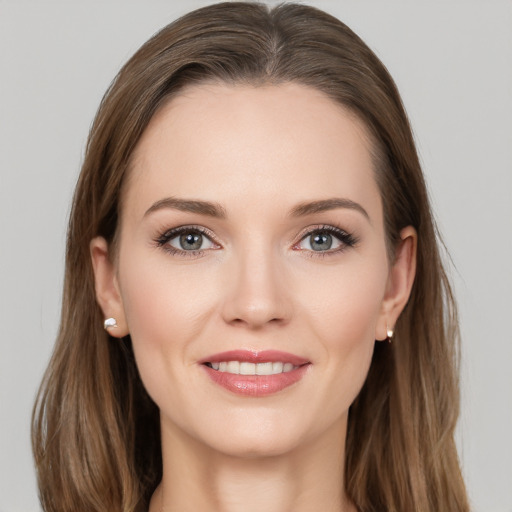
[94,82,414,457]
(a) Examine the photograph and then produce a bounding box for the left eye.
[168,230,216,251]
[297,230,343,252]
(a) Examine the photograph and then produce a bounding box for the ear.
[90,236,129,338]
[375,226,417,341]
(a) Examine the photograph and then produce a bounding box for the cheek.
[119,249,218,335]
[298,258,388,401]
[117,252,219,401]
[302,258,387,344]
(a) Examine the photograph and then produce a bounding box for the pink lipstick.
[199,350,311,396]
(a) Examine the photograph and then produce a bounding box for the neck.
[150,416,356,512]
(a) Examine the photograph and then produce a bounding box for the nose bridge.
[221,236,290,328]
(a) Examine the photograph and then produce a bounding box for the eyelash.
[155,225,218,257]
[154,224,358,258]
[294,224,358,257]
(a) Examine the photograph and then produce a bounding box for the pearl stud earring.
[103,317,118,330]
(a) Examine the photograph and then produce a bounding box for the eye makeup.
[154,225,221,258]
[293,224,359,256]
[152,222,359,259]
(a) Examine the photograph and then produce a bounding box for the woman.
[32,2,470,511]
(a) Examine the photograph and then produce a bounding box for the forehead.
[124,82,381,223]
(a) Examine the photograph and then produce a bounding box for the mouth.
[200,350,311,396]
[204,361,299,375]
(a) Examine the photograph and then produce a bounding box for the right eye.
[168,230,216,251]
[156,226,220,256]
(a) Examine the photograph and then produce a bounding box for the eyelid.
[153,223,357,258]
[292,224,358,253]
[155,224,222,256]
[168,231,217,251]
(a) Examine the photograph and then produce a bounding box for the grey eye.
[310,233,332,251]
[169,231,215,251]
[298,231,342,252]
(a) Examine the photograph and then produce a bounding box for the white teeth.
[226,361,240,374]
[283,363,294,372]
[239,362,256,375]
[272,362,283,373]
[209,361,298,375]
[255,362,273,375]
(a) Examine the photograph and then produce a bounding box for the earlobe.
[90,237,129,338]
[375,226,417,341]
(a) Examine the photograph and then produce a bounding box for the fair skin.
[91,82,416,512]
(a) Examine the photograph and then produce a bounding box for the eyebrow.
[144,197,227,218]
[290,198,370,221]
[144,196,369,222]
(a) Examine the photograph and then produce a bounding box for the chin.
[191,406,336,460]
[202,429,305,459]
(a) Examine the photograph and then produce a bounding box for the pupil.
[311,232,332,251]
[180,232,202,250]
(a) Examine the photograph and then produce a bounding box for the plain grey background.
[1,1,511,511]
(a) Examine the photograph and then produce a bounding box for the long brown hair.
[32,3,469,511]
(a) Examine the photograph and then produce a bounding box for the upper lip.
[199,350,310,366]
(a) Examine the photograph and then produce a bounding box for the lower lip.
[202,364,311,396]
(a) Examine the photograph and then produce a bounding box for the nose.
[220,245,292,329]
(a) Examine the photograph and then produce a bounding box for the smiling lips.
[200,350,311,396]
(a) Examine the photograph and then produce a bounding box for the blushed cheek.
[116,261,180,397]
[117,256,219,402]
[121,285,173,404]
[307,266,386,391]
[312,266,385,341]
[120,252,209,339]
